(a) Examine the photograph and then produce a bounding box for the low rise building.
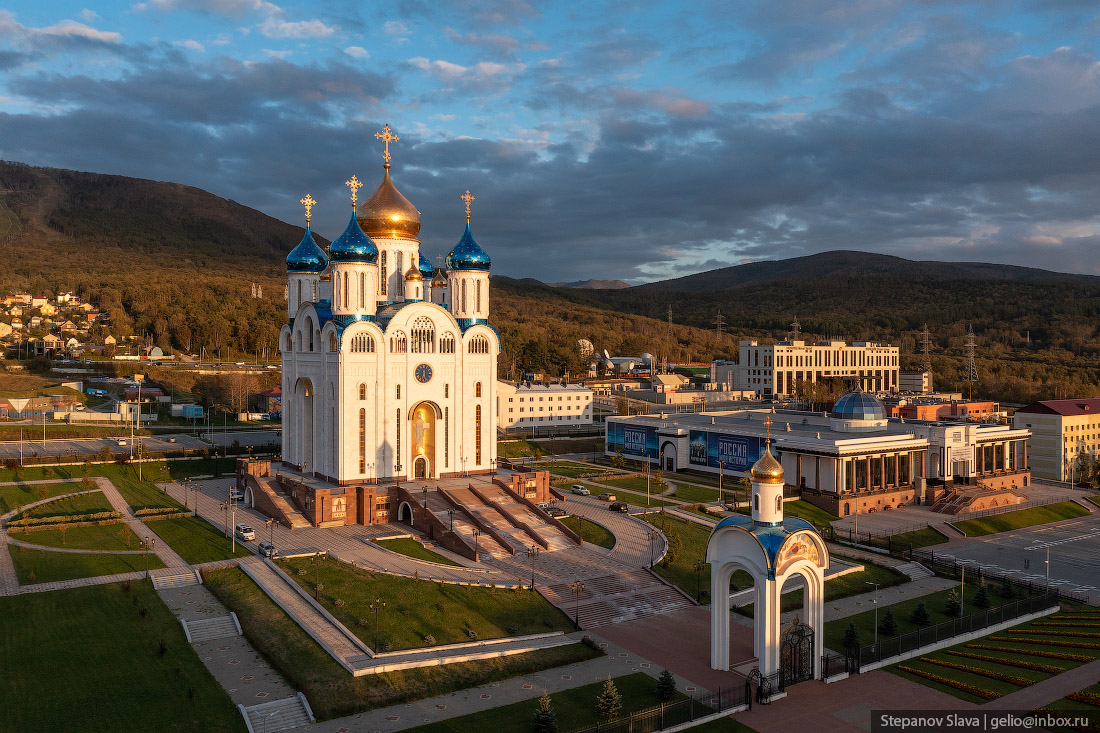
[731,339,901,397]
[1014,398,1100,482]
[496,381,593,430]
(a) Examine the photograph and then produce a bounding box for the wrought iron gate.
[780,619,815,685]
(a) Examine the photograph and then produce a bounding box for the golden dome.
[356,166,421,239]
[750,444,784,483]
[405,264,423,281]
[431,268,448,287]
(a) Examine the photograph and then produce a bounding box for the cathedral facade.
[280,127,498,484]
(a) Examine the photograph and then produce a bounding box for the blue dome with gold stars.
[286,226,328,273]
[418,252,434,279]
[445,222,491,271]
[329,211,379,263]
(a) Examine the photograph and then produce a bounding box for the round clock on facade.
[415,363,433,383]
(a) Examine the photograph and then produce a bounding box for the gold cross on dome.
[763,416,773,442]
[435,254,443,268]
[374,123,399,165]
[345,176,362,209]
[461,189,475,221]
[300,193,316,226]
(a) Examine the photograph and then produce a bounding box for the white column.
[710,563,731,671]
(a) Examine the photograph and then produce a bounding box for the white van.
[234,523,255,541]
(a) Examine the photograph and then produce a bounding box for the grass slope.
[15,522,145,551]
[0,482,81,513]
[560,515,616,549]
[952,502,1089,537]
[203,566,600,720]
[145,515,252,564]
[9,546,165,583]
[375,537,461,566]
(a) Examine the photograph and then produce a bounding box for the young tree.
[910,602,931,626]
[944,589,961,617]
[1000,576,1015,600]
[974,584,991,610]
[532,690,557,733]
[879,609,899,636]
[843,622,861,652]
[656,669,677,702]
[596,675,623,722]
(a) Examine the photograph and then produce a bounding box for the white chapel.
[279,125,498,484]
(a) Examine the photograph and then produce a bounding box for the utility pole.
[713,310,725,339]
[667,304,673,339]
[790,318,801,341]
[964,325,978,400]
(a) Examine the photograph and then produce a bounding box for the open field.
[952,502,1090,537]
[279,555,573,651]
[8,544,165,584]
[16,490,114,519]
[560,514,616,549]
[414,672,685,733]
[15,522,144,551]
[0,581,243,732]
[0,463,184,511]
[203,566,601,720]
[375,537,461,566]
[145,515,253,564]
[0,481,81,513]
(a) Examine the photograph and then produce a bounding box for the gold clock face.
[415,363,433,383]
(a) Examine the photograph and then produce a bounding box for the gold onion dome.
[431,267,448,287]
[404,264,423,281]
[357,167,421,239]
[750,443,784,483]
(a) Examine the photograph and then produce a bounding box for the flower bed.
[1033,621,1100,628]
[1012,629,1100,639]
[1066,691,1100,708]
[7,511,121,528]
[134,507,187,518]
[896,665,999,700]
[918,657,1034,687]
[990,636,1100,650]
[944,650,1065,674]
[967,643,1093,662]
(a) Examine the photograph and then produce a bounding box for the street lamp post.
[526,546,540,589]
[718,460,724,505]
[570,579,585,629]
[266,517,276,547]
[369,597,386,648]
[144,536,155,579]
[219,500,230,538]
[472,528,480,559]
[447,508,455,532]
[693,560,704,601]
[866,581,879,651]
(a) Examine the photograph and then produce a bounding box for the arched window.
[285,333,292,352]
[350,334,374,353]
[359,383,366,400]
[754,495,759,510]
[461,280,467,312]
[359,408,366,474]
[476,279,481,312]
[390,332,407,353]
[312,279,317,301]
[359,272,365,309]
[296,280,302,310]
[328,332,337,352]
[411,316,435,353]
[395,252,404,299]
[306,317,314,351]
[343,271,349,309]
[440,333,456,353]
[475,381,482,398]
[396,384,401,399]
[444,384,449,398]
[380,252,387,296]
[475,405,482,465]
[776,495,782,513]
[468,335,490,354]
[295,330,302,351]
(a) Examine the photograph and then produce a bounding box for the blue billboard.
[688,430,765,472]
[606,421,659,459]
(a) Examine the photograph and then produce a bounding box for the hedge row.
[1066,691,1100,708]
[896,665,1000,700]
[990,636,1100,651]
[918,657,1034,687]
[944,650,1065,675]
[1013,629,1100,639]
[967,643,1093,662]
[8,511,121,528]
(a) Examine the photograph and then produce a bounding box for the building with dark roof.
[1014,398,1100,481]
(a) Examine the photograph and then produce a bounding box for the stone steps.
[895,561,934,581]
[241,694,313,732]
[151,570,201,590]
[540,570,693,629]
[184,614,240,643]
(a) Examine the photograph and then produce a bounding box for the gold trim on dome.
[357,167,421,239]
[750,416,784,482]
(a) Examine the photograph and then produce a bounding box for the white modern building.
[733,339,901,397]
[281,131,498,484]
[496,382,593,430]
[1014,398,1100,482]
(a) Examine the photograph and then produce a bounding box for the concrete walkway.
[985,656,1100,710]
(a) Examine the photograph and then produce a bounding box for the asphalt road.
[0,429,280,460]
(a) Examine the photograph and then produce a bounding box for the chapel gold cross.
[375,123,399,165]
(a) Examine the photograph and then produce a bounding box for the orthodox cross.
[299,193,316,226]
[461,189,475,221]
[435,254,443,268]
[345,176,362,209]
[375,123,399,166]
[763,416,773,444]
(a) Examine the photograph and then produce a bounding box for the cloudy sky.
[1,1,1099,282]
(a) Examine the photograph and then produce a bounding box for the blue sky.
[1,1,1099,282]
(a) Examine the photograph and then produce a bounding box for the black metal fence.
[855,591,1058,666]
[821,650,860,678]
[563,682,749,733]
[913,548,1094,605]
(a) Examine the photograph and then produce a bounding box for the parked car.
[234,523,255,541]
[598,492,616,502]
[536,502,549,510]
[166,437,177,443]
[258,541,278,558]
[546,507,567,517]
[229,488,244,502]
[116,439,127,447]
[608,502,629,513]
[571,485,590,496]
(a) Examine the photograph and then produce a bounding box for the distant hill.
[547,279,631,290]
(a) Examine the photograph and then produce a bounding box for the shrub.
[879,609,898,636]
[974,585,991,610]
[967,643,1091,662]
[333,598,345,608]
[944,589,961,617]
[507,625,519,635]
[423,634,436,645]
[543,619,554,628]
[919,657,1034,687]
[596,675,622,721]
[656,669,677,702]
[378,641,392,652]
[944,650,1064,674]
[532,690,557,733]
[897,665,999,700]
[465,628,478,639]
[843,622,861,651]
[1000,576,1015,599]
[910,602,931,626]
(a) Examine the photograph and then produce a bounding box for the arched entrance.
[410,401,441,479]
[397,501,413,525]
[294,377,315,474]
[661,441,676,472]
[244,486,254,508]
[780,619,815,685]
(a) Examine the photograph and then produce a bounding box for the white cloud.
[261,48,291,59]
[173,39,205,51]
[77,9,100,21]
[210,33,231,45]
[259,16,335,39]
[0,12,122,44]
[383,20,409,42]
[408,57,522,84]
[133,0,279,16]
[343,46,369,59]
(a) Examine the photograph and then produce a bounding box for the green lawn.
[0,463,184,512]
[643,513,736,603]
[375,537,462,566]
[671,482,722,503]
[0,481,81,513]
[203,566,601,720]
[16,490,114,519]
[414,672,685,733]
[781,500,838,525]
[888,527,950,549]
[886,612,1100,704]
[1041,680,1100,725]
[603,476,670,494]
[15,522,146,551]
[823,580,1036,653]
[0,582,243,732]
[570,480,675,508]
[145,515,253,564]
[498,440,541,458]
[952,502,1090,537]
[546,464,603,478]
[279,555,572,650]
[8,545,165,584]
[560,514,616,549]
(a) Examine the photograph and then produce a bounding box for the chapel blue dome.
[445,222,491,271]
[832,388,886,421]
[418,252,434,279]
[286,226,328,273]
[329,211,379,263]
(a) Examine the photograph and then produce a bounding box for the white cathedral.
[280,126,498,484]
